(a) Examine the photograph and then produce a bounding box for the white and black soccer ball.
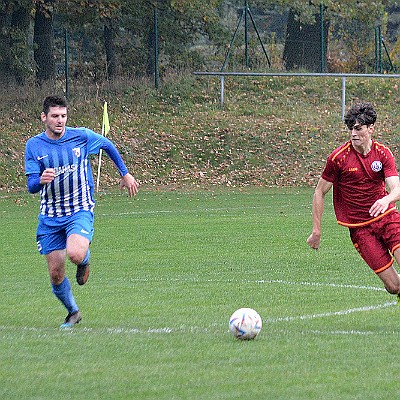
[229,307,262,340]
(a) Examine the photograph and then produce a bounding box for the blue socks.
[51,249,90,314]
[52,277,79,314]
[79,249,90,266]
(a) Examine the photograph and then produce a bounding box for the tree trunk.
[146,14,156,77]
[0,4,13,84]
[33,0,55,84]
[104,21,117,80]
[283,8,328,72]
[11,5,31,85]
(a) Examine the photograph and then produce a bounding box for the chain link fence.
[48,3,400,87]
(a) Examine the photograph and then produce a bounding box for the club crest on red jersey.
[371,161,383,172]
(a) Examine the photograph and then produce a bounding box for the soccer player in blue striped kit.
[25,95,139,328]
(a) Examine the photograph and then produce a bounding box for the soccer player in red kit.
[307,102,400,300]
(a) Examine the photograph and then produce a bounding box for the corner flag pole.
[96,101,110,192]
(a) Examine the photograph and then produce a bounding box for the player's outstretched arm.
[120,173,139,197]
[307,178,333,250]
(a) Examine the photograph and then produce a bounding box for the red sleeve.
[321,144,348,183]
[381,146,398,178]
[321,156,337,183]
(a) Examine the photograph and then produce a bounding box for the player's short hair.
[43,95,68,115]
[344,102,377,130]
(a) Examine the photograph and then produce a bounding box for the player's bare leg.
[46,249,81,327]
[67,234,90,285]
[46,249,67,284]
[66,234,90,266]
[377,266,400,293]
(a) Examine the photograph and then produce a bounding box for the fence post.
[341,76,346,121]
[320,3,326,73]
[154,7,159,89]
[375,26,382,73]
[64,30,69,100]
[220,75,225,108]
[244,0,249,67]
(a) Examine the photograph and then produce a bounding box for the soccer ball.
[229,308,262,340]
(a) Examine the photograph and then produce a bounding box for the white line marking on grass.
[100,326,209,335]
[98,206,264,217]
[0,279,396,337]
[100,210,175,216]
[0,325,189,336]
[267,301,397,323]
[276,328,400,336]
[253,279,386,292]
[0,325,207,336]
[127,276,385,293]
[308,330,374,335]
[100,327,175,335]
[0,302,398,337]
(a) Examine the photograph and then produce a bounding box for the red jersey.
[322,140,398,227]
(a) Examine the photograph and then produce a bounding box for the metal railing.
[193,71,400,120]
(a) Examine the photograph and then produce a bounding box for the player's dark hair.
[344,102,377,130]
[42,95,68,115]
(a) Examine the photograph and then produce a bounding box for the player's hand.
[307,232,321,250]
[40,168,56,185]
[369,197,390,217]
[120,173,139,197]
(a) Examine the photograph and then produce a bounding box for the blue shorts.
[36,210,94,255]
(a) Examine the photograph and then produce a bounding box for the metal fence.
[49,3,400,91]
[193,71,400,119]
[217,4,399,74]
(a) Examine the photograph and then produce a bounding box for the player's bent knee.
[49,270,64,285]
[384,282,400,295]
[67,249,86,266]
[377,266,400,295]
[66,235,90,265]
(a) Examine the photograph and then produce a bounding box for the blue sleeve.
[85,129,129,176]
[25,137,42,175]
[101,138,129,176]
[27,173,42,194]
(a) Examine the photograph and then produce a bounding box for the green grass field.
[1,188,400,399]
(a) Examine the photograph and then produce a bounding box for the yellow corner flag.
[102,101,110,136]
[97,101,110,192]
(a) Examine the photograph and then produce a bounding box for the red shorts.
[349,210,400,273]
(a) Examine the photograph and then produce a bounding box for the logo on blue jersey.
[72,147,81,157]
[54,164,77,177]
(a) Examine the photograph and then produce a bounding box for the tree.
[104,20,118,79]
[280,0,399,72]
[11,3,30,84]
[120,0,226,78]
[56,0,123,80]
[283,5,328,71]
[0,0,32,85]
[34,0,56,83]
[1,0,399,84]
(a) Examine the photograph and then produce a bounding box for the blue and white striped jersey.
[25,127,128,218]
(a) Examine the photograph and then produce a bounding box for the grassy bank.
[2,73,400,192]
